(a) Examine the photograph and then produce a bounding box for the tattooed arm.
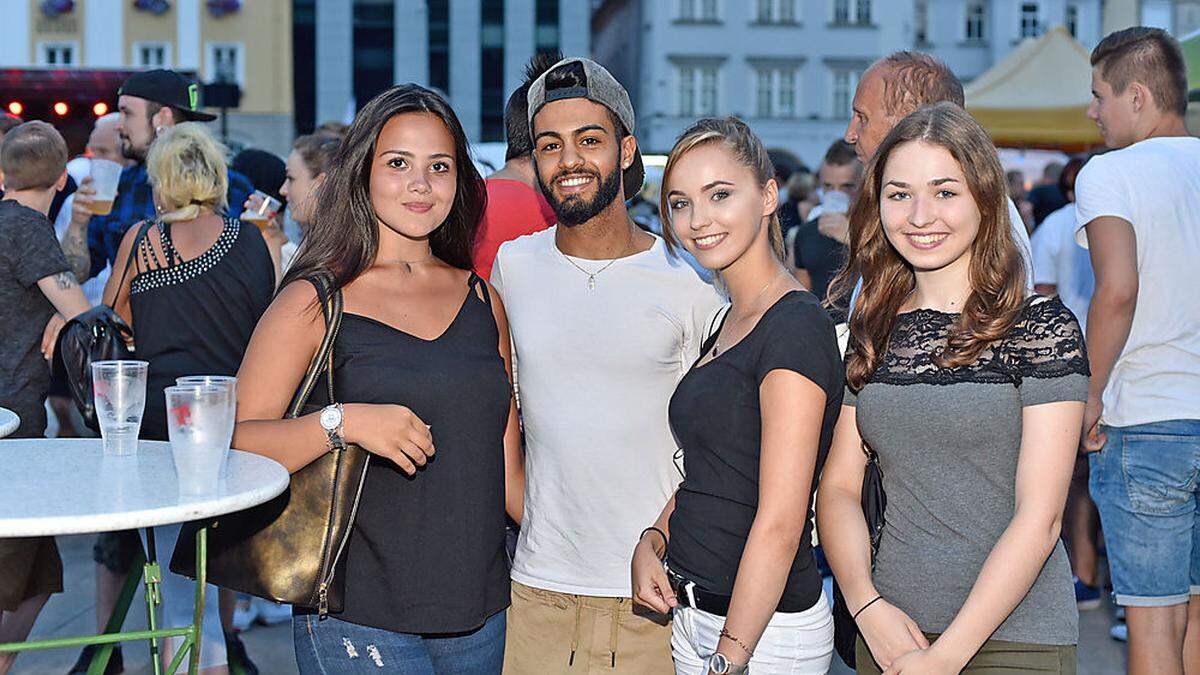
[37,271,91,319]
[60,180,97,281]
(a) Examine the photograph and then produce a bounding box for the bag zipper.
[317,453,370,618]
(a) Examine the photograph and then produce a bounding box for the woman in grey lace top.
[818,103,1088,675]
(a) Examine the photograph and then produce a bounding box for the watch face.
[710,653,729,674]
[319,406,341,431]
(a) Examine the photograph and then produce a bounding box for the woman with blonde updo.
[102,122,275,674]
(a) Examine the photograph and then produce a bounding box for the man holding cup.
[791,139,862,318]
[59,69,253,285]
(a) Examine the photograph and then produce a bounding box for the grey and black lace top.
[844,295,1089,645]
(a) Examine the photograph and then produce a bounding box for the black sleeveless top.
[308,272,512,635]
[129,217,275,441]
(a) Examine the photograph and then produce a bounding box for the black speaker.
[202,82,242,109]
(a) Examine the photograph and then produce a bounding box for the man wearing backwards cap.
[491,57,722,673]
[60,69,252,284]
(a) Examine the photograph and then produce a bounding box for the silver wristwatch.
[319,404,345,449]
[709,652,749,674]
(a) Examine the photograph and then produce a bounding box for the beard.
[538,163,623,228]
[120,121,156,162]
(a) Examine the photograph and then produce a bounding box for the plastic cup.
[176,376,236,477]
[166,384,234,495]
[88,159,123,216]
[819,189,851,215]
[240,190,282,230]
[91,360,148,456]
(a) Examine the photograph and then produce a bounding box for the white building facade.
[593,0,1106,167]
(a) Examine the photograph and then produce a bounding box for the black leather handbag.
[831,440,887,668]
[52,221,154,430]
[170,278,371,616]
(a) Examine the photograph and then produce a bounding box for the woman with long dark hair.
[817,103,1087,673]
[233,84,523,673]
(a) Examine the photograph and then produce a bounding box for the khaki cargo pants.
[504,581,674,674]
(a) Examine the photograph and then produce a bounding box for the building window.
[755,0,797,23]
[535,0,560,55]
[831,68,861,118]
[914,0,929,44]
[205,42,244,86]
[352,0,395,113]
[753,65,799,118]
[480,0,505,141]
[1065,3,1079,37]
[833,0,871,26]
[428,0,450,94]
[679,0,718,22]
[133,42,171,68]
[677,64,719,116]
[1019,3,1040,38]
[39,42,76,66]
[964,1,987,41]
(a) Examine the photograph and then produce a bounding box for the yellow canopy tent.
[965,25,1103,151]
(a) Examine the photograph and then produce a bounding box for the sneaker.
[1074,577,1102,610]
[1110,622,1128,642]
[251,598,293,626]
[225,631,259,675]
[231,597,260,633]
[67,644,123,674]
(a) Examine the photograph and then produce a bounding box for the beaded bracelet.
[719,627,754,657]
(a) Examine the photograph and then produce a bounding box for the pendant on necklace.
[587,275,596,290]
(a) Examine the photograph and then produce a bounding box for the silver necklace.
[713,270,788,356]
[559,230,633,290]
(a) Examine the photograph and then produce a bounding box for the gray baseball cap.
[527,57,645,200]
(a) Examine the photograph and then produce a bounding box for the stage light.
[93,101,109,116]
[6,101,22,116]
[53,101,69,116]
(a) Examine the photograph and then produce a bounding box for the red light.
[6,101,22,116]
[93,102,108,116]
[53,101,69,116]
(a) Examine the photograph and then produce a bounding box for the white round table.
[0,407,19,439]
[0,438,289,674]
[0,438,289,537]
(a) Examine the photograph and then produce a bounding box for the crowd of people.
[0,23,1196,675]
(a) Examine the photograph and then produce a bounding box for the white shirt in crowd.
[1075,136,1200,428]
[1030,203,1094,332]
[491,226,724,596]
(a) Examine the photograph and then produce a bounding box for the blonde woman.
[631,117,840,674]
[104,122,275,674]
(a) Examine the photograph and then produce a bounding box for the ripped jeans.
[293,610,505,674]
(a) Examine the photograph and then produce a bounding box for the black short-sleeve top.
[667,290,843,611]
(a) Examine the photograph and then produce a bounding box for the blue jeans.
[1089,419,1200,606]
[293,610,505,674]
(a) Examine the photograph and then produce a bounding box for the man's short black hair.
[822,139,859,168]
[542,60,629,141]
[504,52,562,161]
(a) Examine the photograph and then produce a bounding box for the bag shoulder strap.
[110,219,157,306]
[702,303,731,350]
[286,275,343,419]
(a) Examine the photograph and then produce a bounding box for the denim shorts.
[293,610,505,674]
[1088,419,1200,606]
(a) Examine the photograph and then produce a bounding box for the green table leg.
[0,527,208,674]
[86,548,147,675]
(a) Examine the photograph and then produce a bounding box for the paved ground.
[13,535,1127,674]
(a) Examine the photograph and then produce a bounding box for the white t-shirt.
[1030,203,1094,331]
[492,226,724,596]
[1075,136,1200,427]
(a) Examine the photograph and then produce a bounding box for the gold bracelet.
[719,627,754,657]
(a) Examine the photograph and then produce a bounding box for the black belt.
[666,565,732,616]
[665,564,810,616]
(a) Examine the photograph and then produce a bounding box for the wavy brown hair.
[830,102,1026,390]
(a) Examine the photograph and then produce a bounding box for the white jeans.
[672,591,834,675]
